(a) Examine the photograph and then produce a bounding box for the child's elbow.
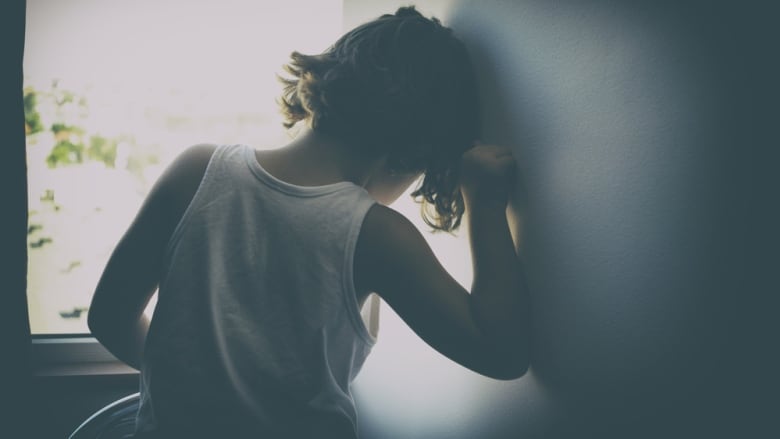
[508,360,530,380]
[87,303,112,340]
[492,356,530,381]
[480,348,530,381]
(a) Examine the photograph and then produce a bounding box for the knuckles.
[460,144,517,190]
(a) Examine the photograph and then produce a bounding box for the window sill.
[32,336,138,377]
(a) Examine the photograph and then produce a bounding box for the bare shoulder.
[359,204,425,258]
[354,203,440,295]
[167,143,219,182]
[135,143,220,229]
[180,142,219,161]
[154,143,218,197]
[362,203,416,236]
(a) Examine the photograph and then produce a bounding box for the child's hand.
[460,143,516,206]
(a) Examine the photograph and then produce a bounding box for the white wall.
[346,1,774,438]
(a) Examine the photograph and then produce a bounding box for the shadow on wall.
[445,0,760,437]
[352,0,773,438]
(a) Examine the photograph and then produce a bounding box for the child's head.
[279,6,479,231]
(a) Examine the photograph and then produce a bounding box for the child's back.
[136,144,376,437]
[89,7,530,438]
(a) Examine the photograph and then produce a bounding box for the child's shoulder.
[355,203,431,286]
[362,204,416,238]
[162,143,219,191]
[146,143,220,217]
[175,143,220,170]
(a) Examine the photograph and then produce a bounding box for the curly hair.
[278,6,480,232]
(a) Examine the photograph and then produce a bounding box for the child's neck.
[257,127,384,189]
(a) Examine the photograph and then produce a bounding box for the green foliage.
[126,150,160,178]
[29,237,53,249]
[59,307,88,319]
[24,88,44,134]
[39,189,54,202]
[86,135,117,167]
[50,122,85,137]
[61,260,82,274]
[46,140,85,167]
[24,81,127,169]
[58,91,74,105]
[27,217,50,250]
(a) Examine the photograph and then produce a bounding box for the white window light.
[27,0,472,376]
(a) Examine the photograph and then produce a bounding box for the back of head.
[279,6,480,231]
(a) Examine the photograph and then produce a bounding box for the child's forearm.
[467,199,530,368]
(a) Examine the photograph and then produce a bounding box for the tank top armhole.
[342,196,378,347]
[161,144,230,264]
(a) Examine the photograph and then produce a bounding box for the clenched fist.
[460,143,516,207]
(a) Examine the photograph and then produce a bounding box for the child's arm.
[88,144,217,369]
[355,144,529,380]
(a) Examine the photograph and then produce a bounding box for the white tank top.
[136,144,377,438]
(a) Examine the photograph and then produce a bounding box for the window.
[25,0,343,335]
[26,0,474,376]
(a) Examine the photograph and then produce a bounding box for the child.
[88,6,530,438]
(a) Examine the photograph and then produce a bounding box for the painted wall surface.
[347,1,773,438]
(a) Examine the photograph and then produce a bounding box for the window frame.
[32,295,381,377]
[31,335,136,377]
